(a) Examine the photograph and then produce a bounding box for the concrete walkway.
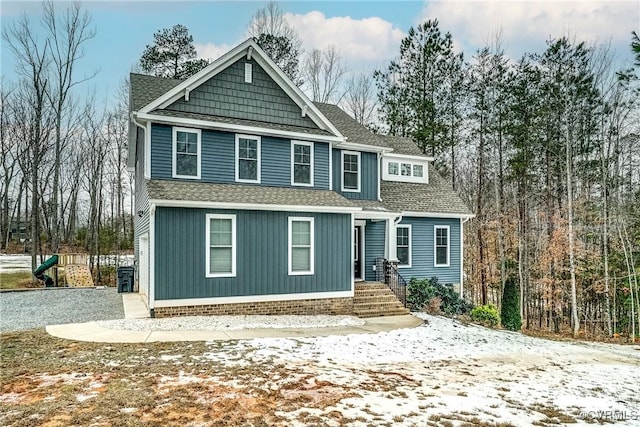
[46,293,423,343]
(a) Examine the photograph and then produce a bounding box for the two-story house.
[128,39,473,318]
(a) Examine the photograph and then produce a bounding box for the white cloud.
[284,11,405,65]
[194,42,237,62]
[418,0,638,59]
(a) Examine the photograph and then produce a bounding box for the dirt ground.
[1,315,639,426]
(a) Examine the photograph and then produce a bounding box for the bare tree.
[3,13,52,271]
[246,1,303,85]
[342,73,378,127]
[303,45,346,103]
[42,0,95,253]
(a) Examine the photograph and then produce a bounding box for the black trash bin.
[117,266,135,293]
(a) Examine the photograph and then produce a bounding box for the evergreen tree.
[253,33,301,85]
[375,20,457,156]
[140,24,209,79]
[501,277,522,331]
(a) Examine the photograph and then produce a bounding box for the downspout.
[377,152,382,201]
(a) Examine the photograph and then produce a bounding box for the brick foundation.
[153,296,354,318]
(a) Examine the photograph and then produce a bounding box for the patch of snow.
[196,314,640,426]
[96,314,365,331]
[119,408,137,414]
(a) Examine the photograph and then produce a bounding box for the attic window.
[244,63,252,83]
[382,156,429,184]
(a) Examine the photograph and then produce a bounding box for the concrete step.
[354,308,411,318]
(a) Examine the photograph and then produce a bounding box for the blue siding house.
[128,39,473,318]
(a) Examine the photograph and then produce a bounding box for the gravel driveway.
[0,287,124,332]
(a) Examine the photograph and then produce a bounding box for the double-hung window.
[342,151,360,192]
[291,141,314,186]
[173,127,201,179]
[236,134,261,182]
[206,214,236,277]
[396,225,411,267]
[289,217,314,275]
[434,225,450,267]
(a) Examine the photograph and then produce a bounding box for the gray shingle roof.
[151,109,333,136]
[380,168,472,215]
[147,180,357,209]
[313,102,388,149]
[375,134,424,156]
[130,73,183,111]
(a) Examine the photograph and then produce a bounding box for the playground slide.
[33,255,59,287]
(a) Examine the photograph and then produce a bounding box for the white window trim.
[288,216,315,276]
[381,157,428,184]
[434,225,450,267]
[205,214,237,278]
[291,140,314,187]
[235,134,261,183]
[341,150,361,192]
[172,127,201,179]
[397,224,412,268]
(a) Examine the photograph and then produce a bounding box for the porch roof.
[147,179,357,210]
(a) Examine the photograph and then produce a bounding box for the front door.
[354,226,363,280]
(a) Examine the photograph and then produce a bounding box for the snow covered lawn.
[2,313,639,426]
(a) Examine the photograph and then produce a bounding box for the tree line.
[1,1,131,275]
[373,22,639,339]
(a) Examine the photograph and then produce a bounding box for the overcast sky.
[2,0,638,108]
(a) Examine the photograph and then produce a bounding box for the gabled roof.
[137,39,342,138]
[130,73,183,111]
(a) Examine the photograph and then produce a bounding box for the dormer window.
[382,155,429,184]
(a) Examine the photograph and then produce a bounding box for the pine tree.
[501,277,522,331]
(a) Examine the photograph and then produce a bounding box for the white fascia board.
[354,211,398,220]
[384,152,435,162]
[153,290,354,308]
[336,141,389,153]
[401,211,475,219]
[136,112,344,144]
[149,199,361,214]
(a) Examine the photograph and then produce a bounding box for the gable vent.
[244,63,252,83]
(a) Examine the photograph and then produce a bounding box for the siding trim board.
[154,291,354,308]
[150,199,360,214]
[137,112,344,143]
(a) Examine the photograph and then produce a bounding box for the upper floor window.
[342,151,360,192]
[382,156,428,184]
[172,127,201,179]
[291,141,314,186]
[236,134,261,183]
[397,225,411,267]
[434,225,450,267]
[206,214,236,277]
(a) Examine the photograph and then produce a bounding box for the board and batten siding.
[150,124,329,189]
[398,217,461,284]
[332,149,378,200]
[364,219,386,282]
[153,207,351,300]
[166,58,318,129]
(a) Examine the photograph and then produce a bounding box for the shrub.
[501,277,522,331]
[407,277,473,315]
[470,304,500,328]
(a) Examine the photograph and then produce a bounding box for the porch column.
[387,217,398,262]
